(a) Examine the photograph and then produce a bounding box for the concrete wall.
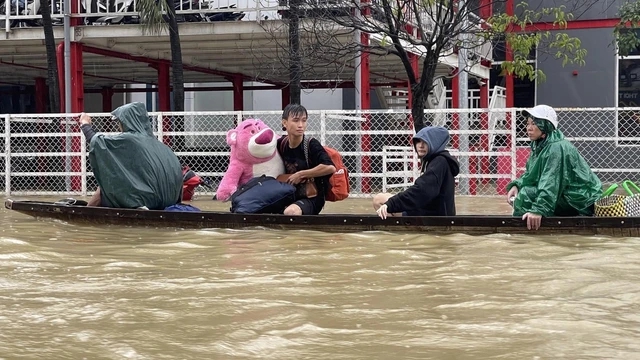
[536,28,617,108]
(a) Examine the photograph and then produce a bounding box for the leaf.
[614,0,640,56]
[137,0,169,35]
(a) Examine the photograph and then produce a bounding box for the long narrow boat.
[5,199,640,236]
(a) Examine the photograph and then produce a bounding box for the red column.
[157,63,171,145]
[281,87,290,108]
[479,0,492,19]
[101,87,113,112]
[70,43,84,112]
[70,42,83,191]
[406,53,419,132]
[232,75,243,111]
[35,77,47,113]
[451,71,459,149]
[505,0,514,153]
[360,31,371,194]
[69,0,83,108]
[56,43,65,112]
[479,80,489,184]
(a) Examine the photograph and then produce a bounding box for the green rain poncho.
[88,102,183,210]
[507,119,602,217]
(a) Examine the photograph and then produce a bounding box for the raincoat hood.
[531,125,563,153]
[111,102,154,136]
[88,102,183,210]
[412,126,450,159]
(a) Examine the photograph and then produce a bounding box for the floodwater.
[1,196,640,359]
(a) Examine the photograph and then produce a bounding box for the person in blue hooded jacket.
[373,126,460,219]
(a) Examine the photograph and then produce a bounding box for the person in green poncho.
[78,102,183,210]
[506,105,602,230]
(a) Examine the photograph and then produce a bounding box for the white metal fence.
[3,108,640,198]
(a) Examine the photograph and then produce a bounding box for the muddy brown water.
[1,196,638,359]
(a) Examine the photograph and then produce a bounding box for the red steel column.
[479,80,489,184]
[56,43,65,112]
[281,87,290,108]
[157,63,171,145]
[406,53,419,131]
[35,77,48,113]
[158,63,171,111]
[66,1,84,191]
[101,87,113,112]
[360,30,371,194]
[232,75,244,111]
[451,71,459,149]
[505,0,514,109]
[70,43,84,112]
[479,0,492,19]
[505,0,514,155]
[70,42,83,191]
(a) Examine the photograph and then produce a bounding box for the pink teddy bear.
[215,119,285,202]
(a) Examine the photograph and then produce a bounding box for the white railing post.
[4,114,10,196]
[236,111,243,126]
[80,131,87,196]
[156,113,163,142]
[4,1,9,34]
[510,108,517,181]
[320,110,326,145]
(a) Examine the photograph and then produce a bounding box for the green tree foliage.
[137,0,185,111]
[489,3,587,83]
[261,0,594,131]
[615,0,640,57]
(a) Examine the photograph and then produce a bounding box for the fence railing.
[3,107,640,198]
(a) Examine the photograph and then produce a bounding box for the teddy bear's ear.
[226,129,238,146]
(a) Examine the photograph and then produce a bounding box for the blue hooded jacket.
[384,126,460,216]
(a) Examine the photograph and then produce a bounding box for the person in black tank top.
[277,104,336,215]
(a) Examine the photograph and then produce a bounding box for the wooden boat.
[5,199,640,236]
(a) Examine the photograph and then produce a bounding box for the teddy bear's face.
[227,119,278,163]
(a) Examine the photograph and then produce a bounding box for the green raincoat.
[88,102,183,210]
[507,128,602,217]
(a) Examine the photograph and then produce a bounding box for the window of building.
[616,31,640,146]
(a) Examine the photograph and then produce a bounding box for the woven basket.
[595,181,640,217]
[622,180,640,217]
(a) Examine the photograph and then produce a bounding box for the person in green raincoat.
[78,102,183,210]
[506,105,602,230]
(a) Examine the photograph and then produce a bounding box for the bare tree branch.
[250,0,600,131]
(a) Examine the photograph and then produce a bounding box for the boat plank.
[5,199,640,237]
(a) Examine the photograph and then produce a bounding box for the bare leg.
[372,192,403,217]
[283,204,303,216]
[88,187,102,207]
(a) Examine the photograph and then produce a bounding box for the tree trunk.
[40,0,60,113]
[288,0,302,104]
[165,0,185,152]
[410,83,428,133]
[411,57,438,133]
[166,0,184,112]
